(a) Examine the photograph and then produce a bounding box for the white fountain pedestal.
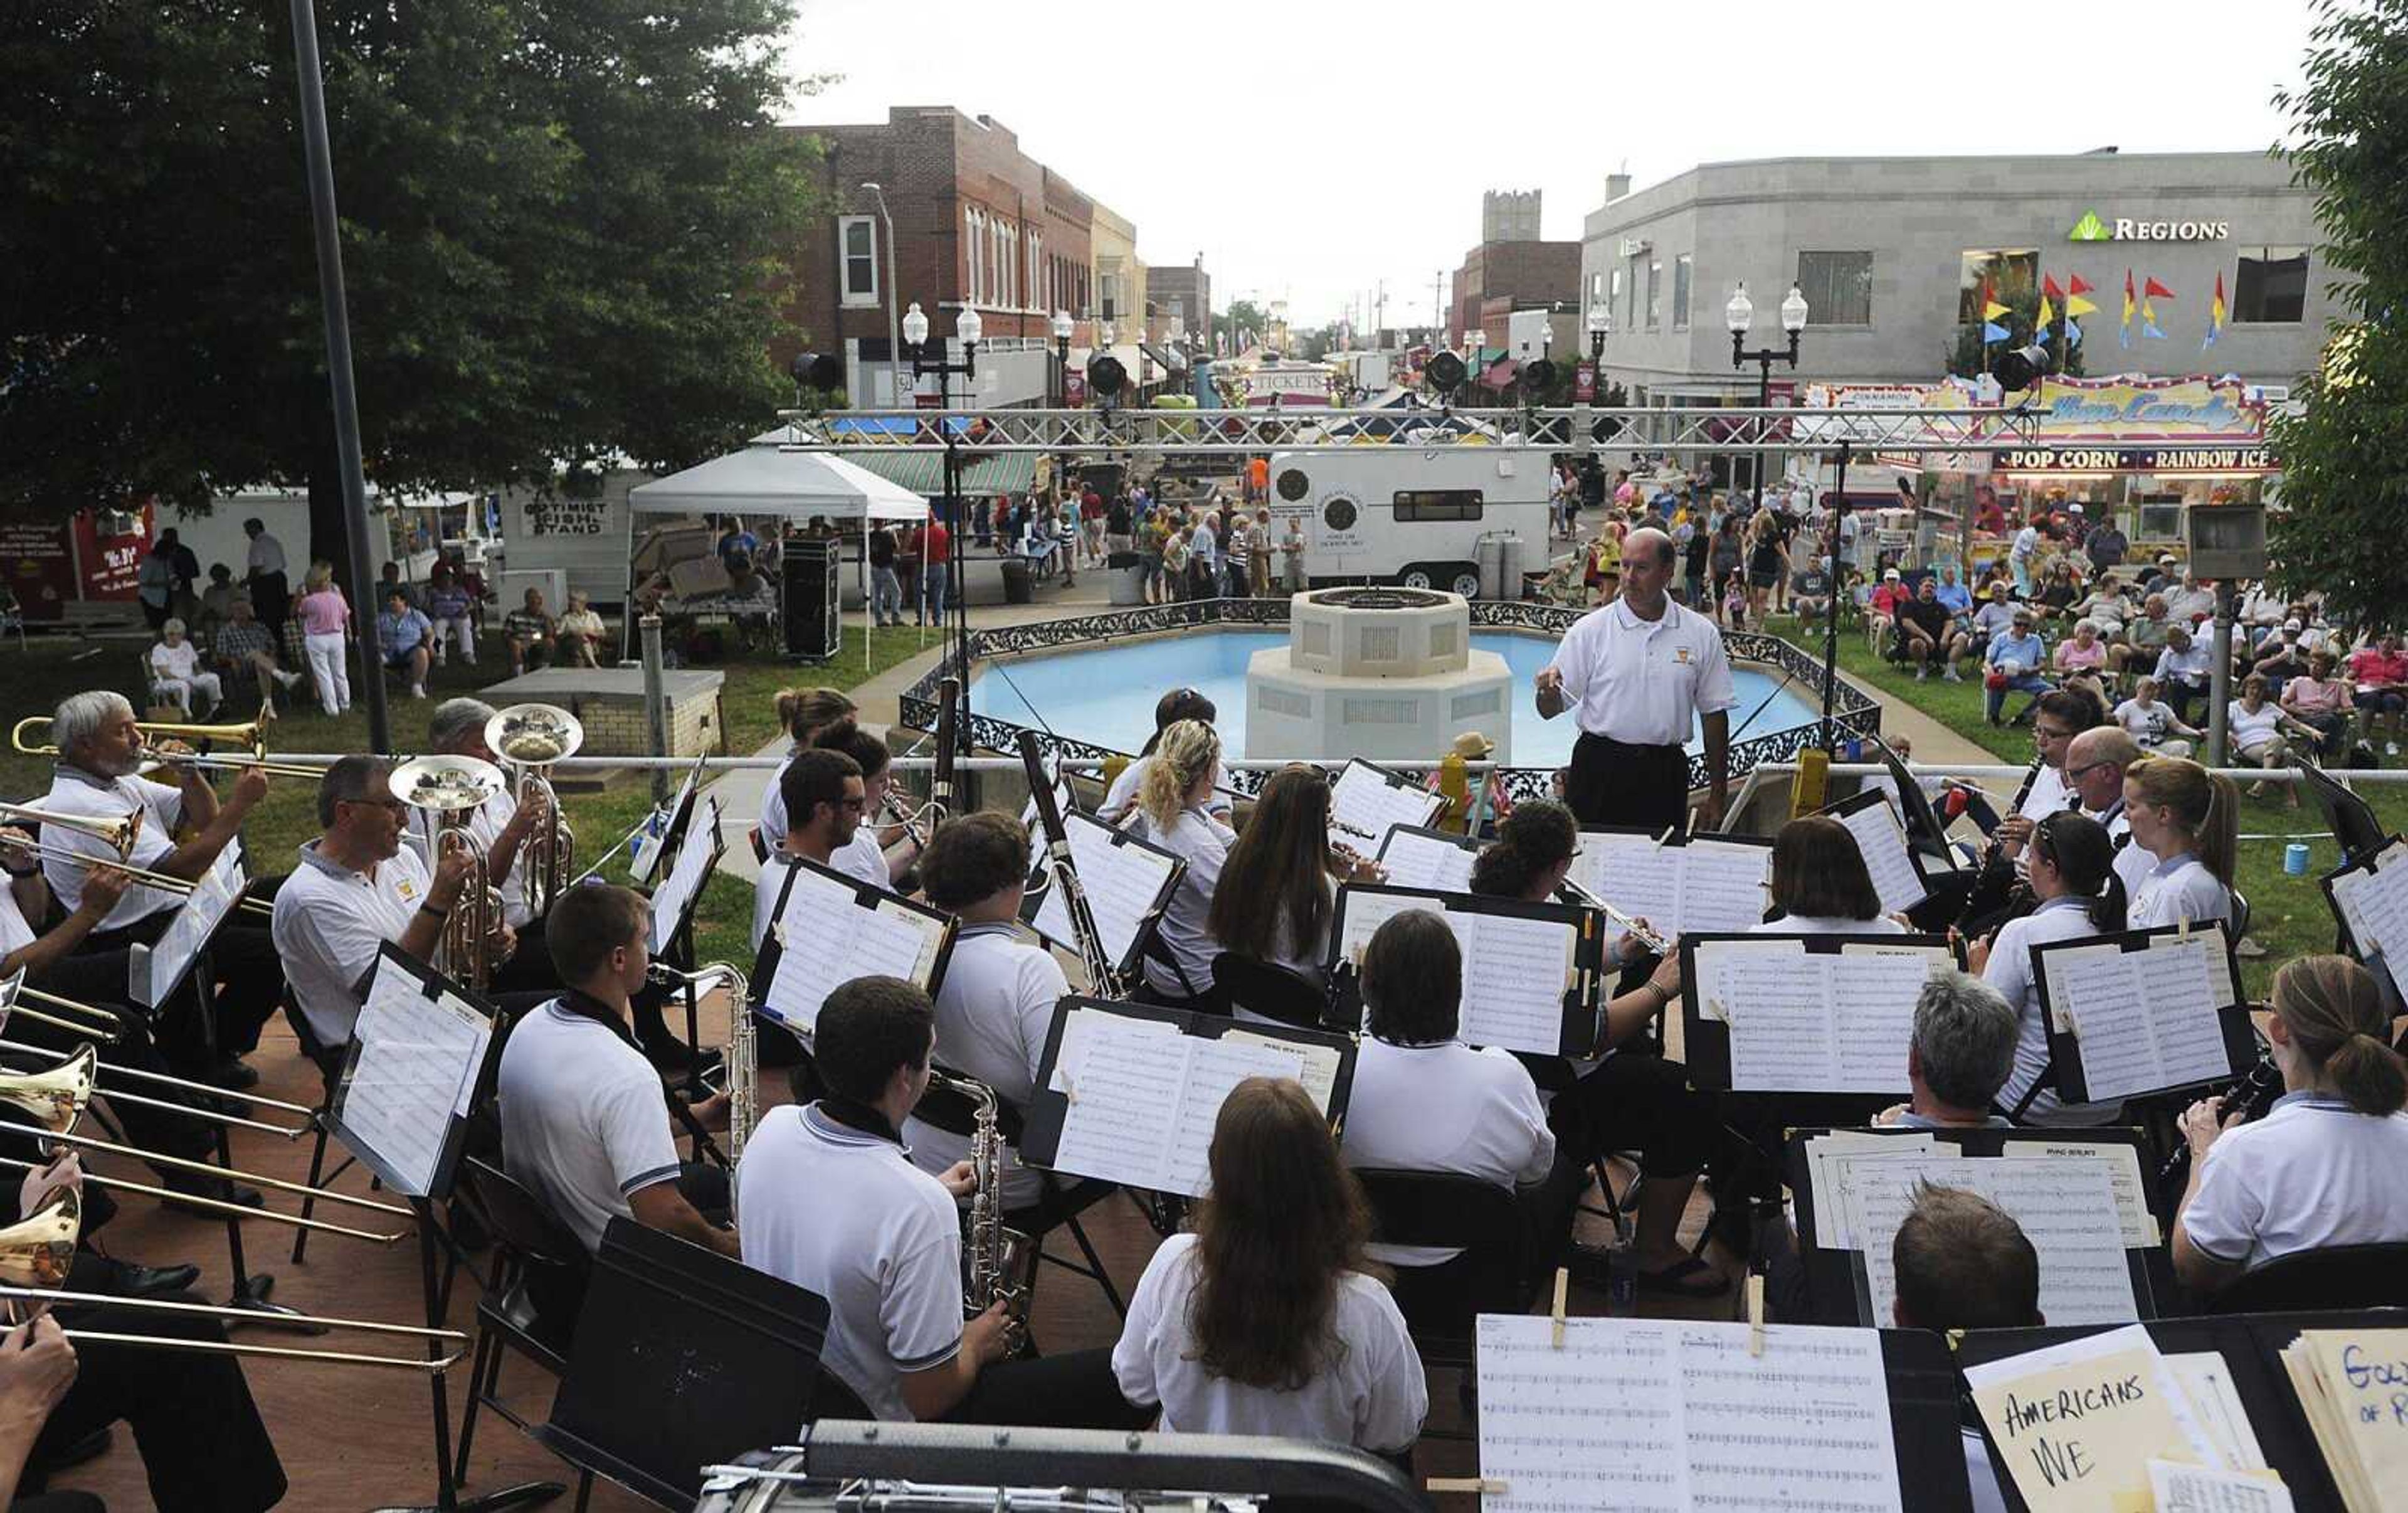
[1244,588,1512,763]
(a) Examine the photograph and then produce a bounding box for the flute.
[1558,874,1672,957]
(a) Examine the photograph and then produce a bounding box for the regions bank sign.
[2069,209,2229,242]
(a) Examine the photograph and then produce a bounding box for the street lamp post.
[1726,282,1809,507]
[861,182,900,406]
[902,300,981,749]
[1050,309,1074,405]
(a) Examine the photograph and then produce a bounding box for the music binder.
[649,795,726,955]
[1569,826,1775,939]
[1018,808,1186,979]
[1370,822,1482,893]
[126,856,249,1010]
[2321,834,2408,1007]
[749,854,956,1036]
[1020,996,1358,1198]
[1680,932,1959,1094]
[1783,1127,2167,1330]
[1324,882,1602,1058]
[327,944,499,1201]
[1817,787,1934,916]
[2031,923,2252,1105]
[1328,756,1445,849]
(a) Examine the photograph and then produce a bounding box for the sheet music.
[2283,1326,2408,1513]
[1839,1154,2138,1327]
[1803,1133,1946,1248]
[1331,888,1442,971]
[763,868,944,1033]
[2330,842,2408,986]
[2044,938,2235,1102]
[1681,839,1777,935]
[1476,1315,1903,1513]
[1457,913,1578,1055]
[649,797,722,953]
[1834,950,1934,1087]
[2162,1354,2268,1471]
[1158,1034,1326,1195]
[1329,761,1441,846]
[1835,796,1928,915]
[1967,1326,2230,1513]
[2149,935,2239,1088]
[1572,831,1681,925]
[1220,1028,1344,1114]
[631,758,703,884]
[340,959,492,1197]
[1999,1140,2163,1246]
[1700,941,1936,1093]
[2147,1460,2294,1513]
[1029,814,1179,970]
[1375,827,1478,893]
[135,864,241,1009]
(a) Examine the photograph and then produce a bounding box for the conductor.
[1534,527,1736,834]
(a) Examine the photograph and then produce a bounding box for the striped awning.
[845,449,1039,499]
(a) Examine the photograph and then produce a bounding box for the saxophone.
[929,1070,1037,1353]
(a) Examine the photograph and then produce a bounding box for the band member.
[2121,755,2237,930]
[737,976,1139,1426]
[1889,1186,2039,1513]
[1970,813,2126,1123]
[2061,727,2152,900]
[1113,1077,1427,1450]
[498,883,734,1333]
[1119,721,1233,1005]
[1753,816,1908,934]
[1468,803,1726,1296]
[2174,955,2408,1291]
[1874,971,2019,1130]
[1534,528,1735,834]
[750,749,865,954]
[270,756,480,1069]
[1098,689,1227,826]
[38,692,280,1081]
[754,687,859,854]
[810,720,924,888]
[901,813,1060,1211]
[1206,764,1380,997]
[1340,910,1577,1312]
[420,699,557,988]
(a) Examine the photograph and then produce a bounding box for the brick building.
[1149,257,1212,342]
[1449,239,1582,353]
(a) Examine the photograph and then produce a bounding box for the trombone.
[0,1044,307,1140]
[0,1190,461,1369]
[8,713,327,780]
[1,970,125,1043]
[0,804,273,921]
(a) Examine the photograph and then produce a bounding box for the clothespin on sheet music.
[1426,1479,1509,1497]
[1654,826,1676,849]
[1058,1071,1078,1107]
[2177,913,2192,941]
[1746,1274,1766,1357]
[771,922,787,948]
[1550,1266,1570,1347]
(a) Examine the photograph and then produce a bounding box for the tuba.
[391,755,509,990]
[927,1070,1038,1354]
[485,703,581,920]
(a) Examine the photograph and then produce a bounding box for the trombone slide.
[0,1036,317,1119]
[40,1130,413,1219]
[0,1155,401,1244]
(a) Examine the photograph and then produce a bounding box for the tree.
[2263,0,2408,634]
[1216,299,1268,353]
[0,1,817,587]
[1943,284,2086,380]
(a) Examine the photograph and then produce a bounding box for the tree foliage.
[1943,285,2086,381]
[0,1,818,576]
[2263,0,2408,633]
[1217,299,1269,351]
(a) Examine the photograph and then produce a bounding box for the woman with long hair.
[1207,765,1376,995]
[1467,802,1728,1297]
[1752,815,1908,933]
[1970,812,2128,1123]
[1745,510,1785,620]
[756,687,860,852]
[1111,1078,1426,1448]
[2121,754,2237,930]
[1122,720,1235,1002]
[1099,689,1222,825]
[2173,954,2408,1290]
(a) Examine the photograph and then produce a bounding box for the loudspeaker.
[782,538,842,661]
[1989,342,2049,393]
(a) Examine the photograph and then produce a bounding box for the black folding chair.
[1353,1169,1534,1442]
[1212,952,1330,1031]
[450,1157,591,1485]
[2204,1241,2408,1315]
[283,999,358,1265]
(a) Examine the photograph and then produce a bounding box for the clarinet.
[2158,1046,2284,1189]
[1951,756,2046,938]
[929,676,960,824]
[1015,730,1126,999]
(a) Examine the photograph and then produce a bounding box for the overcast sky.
[778,0,2315,329]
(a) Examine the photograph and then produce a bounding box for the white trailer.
[1264,447,1546,598]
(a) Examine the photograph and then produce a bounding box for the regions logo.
[2067,210,2231,242]
[2069,210,2111,242]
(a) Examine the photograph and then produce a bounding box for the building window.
[1393,489,1484,522]
[1590,270,1605,307]
[1796,250,1874,326]
[1609,267,1624,327]
[1672,255,1692,329]
[1625,255,1642,326]
[838,216,878,307]
[2234,247,2308,324]
[1646,260,1662,329]
[1957,250,2038,322]
[964,206,983,305]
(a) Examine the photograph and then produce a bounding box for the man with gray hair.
[39,690,281,1084]
[1882,969,2019,1129]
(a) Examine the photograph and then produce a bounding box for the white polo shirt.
[497,997,682,1254]
[900,921,1066,1211]
[1341,1037,1555,1266]
[830,826,891,889]
[1111,1233,1427,1452]
[2015,763,2076,824]
[2083,802,2155,901]
[2183,1092,2408,1271]
[39,765,187,929]
[1122,806,1233,997]
[411,788,534,928]
[1749,914,1906,935]
[737,1103,964,1421]
[1983,896,2119,1123]
[270,839,433,1046]
[1101,757,1232,827]
[2128,852,2230,932]
[0,883,37,960]
[758,753,795,851]
[246,531,288,577]
[1542,595,1736,746]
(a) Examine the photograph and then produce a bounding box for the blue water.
[970,631,1820,768]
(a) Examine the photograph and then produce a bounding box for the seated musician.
[270,755,480,1073]
[499,883,734,1334]
[809,720,924,889]
[752,687,857,858]
[0,1157,288,1512]
[899,812,1062,1212]
[1874,970,2019,1130]
[421,699,554,989]
[2173,955,2408,1292]
[1891,1185,2041,1513]
[1114,1076,1427,1452]
[748,749,863,955]
[1097,688,1229,827]
[1970,812,2125,1123]
[1468,802,1726,1297]
[39,691,280,1086]
[1340,910,1578,1312]
[2121,754,2237,931]
[1205,764,1380,999]
[738,975,1139,1426]
[1118,720,1234,1006]
[1753,815,1909,934]
[2060,727,2152,900]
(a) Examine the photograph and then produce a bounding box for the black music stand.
[650,796,727,1093]
[533,1217,830,1510]
[340,947,560,1513]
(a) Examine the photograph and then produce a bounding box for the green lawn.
[1760,610,2402,999]
[1,626,934,961]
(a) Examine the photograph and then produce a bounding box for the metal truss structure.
[769,403,2054,456]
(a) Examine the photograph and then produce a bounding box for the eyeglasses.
[2064,759,2114,782]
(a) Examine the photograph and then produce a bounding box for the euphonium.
[391,756,509,990]
[928,1070,1037,1353]
[486,704,581,918]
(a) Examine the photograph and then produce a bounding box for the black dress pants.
[1565,733,1691,836]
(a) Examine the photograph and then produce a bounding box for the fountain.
[1243,588,1513,762]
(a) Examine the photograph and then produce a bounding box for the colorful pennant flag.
[2067,273,2094,296]
[2204,273,2226,349]
[2066,317,2084,346]
[2066,292,2099,318]
[2120,270,2135,349]
[2042,273,2066,302]
[2141,296,2167,341]
[1982,321,2011,343]
[1983,297,2012,321]
[2145,276,2176,300]
[2036,294,2056,336]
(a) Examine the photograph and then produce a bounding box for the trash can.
[1476,534,1507,600]
[1108,551,1146,607]
[1001,559,1034,605]
[1497,536,1526,600]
